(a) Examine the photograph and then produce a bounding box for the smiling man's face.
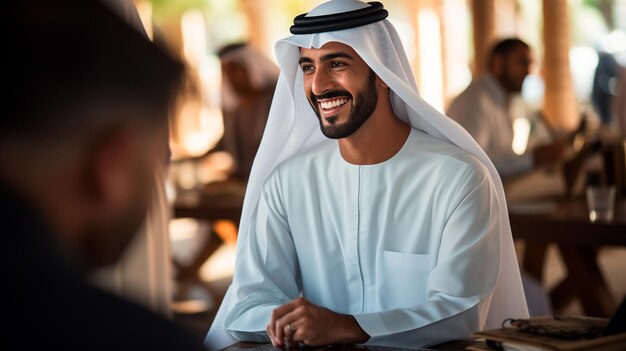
[299,42,378,139]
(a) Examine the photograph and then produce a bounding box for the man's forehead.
[299,41,361,59]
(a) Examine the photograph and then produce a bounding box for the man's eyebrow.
[298,52,355,65]
[298,57,313,65]
[320,52,354,62]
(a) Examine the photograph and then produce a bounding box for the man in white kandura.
[446,38,568,180]
[205,1,528,349]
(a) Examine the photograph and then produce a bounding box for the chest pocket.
[381,250,431,309]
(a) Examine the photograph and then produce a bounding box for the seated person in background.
[3,1,204,349]
[217,42,279,182]
[205,1,528,349]
[165,44,280,299]
[448,38,558,315]
[615,68,626,135]
[447,38,571,181]
[592,50,621,126]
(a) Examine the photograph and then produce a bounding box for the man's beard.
[308,70,378,139]
[502,69,524,93]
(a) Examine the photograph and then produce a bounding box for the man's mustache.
[311,90,353,102]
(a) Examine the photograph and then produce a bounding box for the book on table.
[468,299,626,351]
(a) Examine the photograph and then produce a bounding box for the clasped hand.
[266,297,369,348]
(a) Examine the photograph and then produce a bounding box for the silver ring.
[286,323,293,333]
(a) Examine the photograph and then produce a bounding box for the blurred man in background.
[447,38,571,181]
[217,42,279,182]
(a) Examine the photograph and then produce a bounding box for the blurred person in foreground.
[447,38,571,181]
[92,0,174,318]
[205,1,528,349]
[3,1,205,349]
[217,42,279,183]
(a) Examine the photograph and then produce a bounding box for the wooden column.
[406,0,446,110]
[406,0,422,88]
[240,0,270,57]
[542,0,578,131]
[470,0,496,76]
[436,1,448,107]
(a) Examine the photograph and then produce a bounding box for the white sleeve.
[224,171,301,342]
[354,166,503,347]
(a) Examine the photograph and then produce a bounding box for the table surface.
[174,180,246,223]
[221,341,480,351]
[508,198,626,246]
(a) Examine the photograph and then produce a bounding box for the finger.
[281,311,309,345]
[276,312,302,345]
[289,321,305,344]
[270,302,296,341]
[273,298,309,344]
[283,321,295,340]
[283,324,293,349]
[274,317,287,344]
[284,321,301,348]
[266,324,277,347]
[272,305,301,343]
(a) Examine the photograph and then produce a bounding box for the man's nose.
[311,69,334,96]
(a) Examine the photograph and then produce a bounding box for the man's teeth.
[319,98,348,110]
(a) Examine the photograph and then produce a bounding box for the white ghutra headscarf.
[205,1,528,349]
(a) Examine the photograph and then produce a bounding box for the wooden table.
[509,198,626,317]
[221,341,480,351]
[174,180,245,224]
[172,180,245,285]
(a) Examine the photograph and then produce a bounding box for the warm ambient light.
[171,9,224,160]
[176,102,224,158]
[181,10,207,69]
[418,9,444,112]
[512,117,531,155]
[134,0,153,40]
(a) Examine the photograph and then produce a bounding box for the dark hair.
[488,38,530,66]
[217,42,249,58]
[4,0,185,138]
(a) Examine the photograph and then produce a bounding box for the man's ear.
[81,126,134,216]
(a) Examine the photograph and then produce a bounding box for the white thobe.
[225,128,507,347]
[446,74,535,178]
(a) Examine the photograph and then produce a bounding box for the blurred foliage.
[571,1,610,46]
[281,1,319,16]
[582,0,615,28]
[151,0,210,21]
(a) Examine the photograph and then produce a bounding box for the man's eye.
[330,61,345,69]
[301,65,314,73]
